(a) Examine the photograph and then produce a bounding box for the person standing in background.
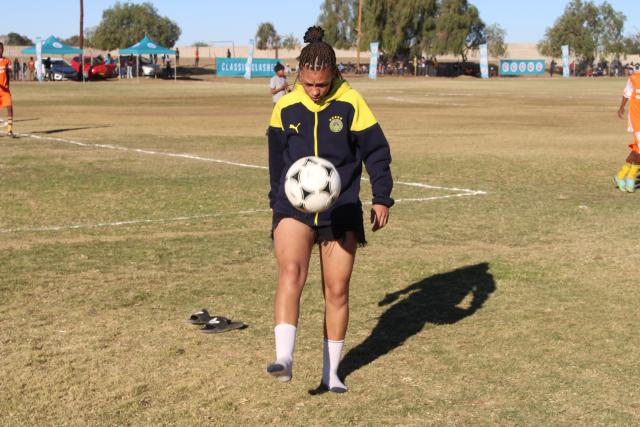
[195,47,200,67]
[43,57,52,81]
[614,69,640,192]
[226,48,231,58]
[0,43,16,137]
[175,48,180,66]
[13,58,20,80]
[269,63,289,104]
[28,57,35,80]
[126,55,134,79]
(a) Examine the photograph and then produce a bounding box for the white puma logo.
[289,123,301,133]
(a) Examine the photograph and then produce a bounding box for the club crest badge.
[329,116,344,133]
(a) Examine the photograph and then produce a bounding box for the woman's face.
[299,67,334,103]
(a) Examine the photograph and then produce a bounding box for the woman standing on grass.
[266,26,394,393]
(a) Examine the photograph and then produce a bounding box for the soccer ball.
[284,156,341,214]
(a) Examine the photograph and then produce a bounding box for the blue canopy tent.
[22,36,83,81]
[21,35,82,55]
[119,35,177,80]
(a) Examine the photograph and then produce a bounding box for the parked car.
[70,55,117,79]
[49,58,77,81]
[140,57,161,77]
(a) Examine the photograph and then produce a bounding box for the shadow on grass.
[309,262,495,395]
[33,125,112,135]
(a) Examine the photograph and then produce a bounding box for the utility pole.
[80,0,85,83]
[356,0,362,71]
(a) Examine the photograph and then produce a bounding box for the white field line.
[18,133,486,195]
[385,96,469,107]
[0,194,481,234]
[19,134,268,170]
[1,133,487,234]
[0,209,271,234]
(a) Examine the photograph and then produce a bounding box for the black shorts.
[271,212,367,247]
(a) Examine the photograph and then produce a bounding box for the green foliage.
[318,0,357,49]
[625,32,640,55]
[433,0,485,61]
[255,22,279,50]
[359,0,439,59]
[192,42,208,47]
[61,35,82,47]
[598,2,626,58]
[281,34,300,50]
[485,23,507,58]
[5,32,33,46]
[89,2,181,50]
[538,0,626,61]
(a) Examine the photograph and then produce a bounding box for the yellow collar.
[294,79,351,112]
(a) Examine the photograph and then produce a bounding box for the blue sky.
[4,0,640,46]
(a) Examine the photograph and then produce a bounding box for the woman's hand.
[618,106,626,120]
[370,204,389,232]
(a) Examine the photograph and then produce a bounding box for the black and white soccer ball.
[284,156,341,214]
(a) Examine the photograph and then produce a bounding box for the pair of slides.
[187,309,246,334]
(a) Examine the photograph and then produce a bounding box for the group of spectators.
[10,57,36,81]
[336,57,442,77]
[116,53,176,79]
[551,58,640,78]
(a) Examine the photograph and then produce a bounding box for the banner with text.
[217,57,280,77]
[369,42,379,80]
[479,44,489,79]
[500,59,545,76]
[35,37,43,82]
[562,45,570,78]
[244,39,255,80]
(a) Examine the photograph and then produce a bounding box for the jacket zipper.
[313,111,319,226]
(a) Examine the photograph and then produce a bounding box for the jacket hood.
[293,79,351,112]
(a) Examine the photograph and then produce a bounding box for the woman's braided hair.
[298,26,339,76]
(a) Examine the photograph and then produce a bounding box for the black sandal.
[200,316,246,334]
[186,309,213,325]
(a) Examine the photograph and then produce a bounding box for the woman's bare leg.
[273,218,315,325]
[318,232,357,392]
[268,218,315,381]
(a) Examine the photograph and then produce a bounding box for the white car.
[140,58,161,77]
[41,58,77,81]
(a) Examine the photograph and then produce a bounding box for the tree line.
[538,0,640,61]
[256,0,504,61]
[256,0,639,62]
[2,2,181,51]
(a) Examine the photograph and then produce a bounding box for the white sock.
[274,323,296,369]
[323,339,347,392]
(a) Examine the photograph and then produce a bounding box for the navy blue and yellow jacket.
[268,79,394,227]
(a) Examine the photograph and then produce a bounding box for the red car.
[70,55,117,79]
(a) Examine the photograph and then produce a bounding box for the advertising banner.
[500,59,545,76]
[244,38,255,80]
[35,37,43,82]
[479,44,489,79]
[217,58,280,77]
[369,42,379,80]
[562,45,570,78]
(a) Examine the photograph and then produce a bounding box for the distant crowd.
[8,57,36,80]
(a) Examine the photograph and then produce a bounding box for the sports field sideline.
[1,76,639,425]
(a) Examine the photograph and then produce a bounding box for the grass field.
[1,75,639,425]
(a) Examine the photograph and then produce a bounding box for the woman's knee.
[279,261,307,285]
[324,282,349,306]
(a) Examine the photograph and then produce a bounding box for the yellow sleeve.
[270,102,284,129]
[342,89,378,132]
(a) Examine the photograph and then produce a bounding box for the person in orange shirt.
[0,42,16,138]
[615,70,640,192]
